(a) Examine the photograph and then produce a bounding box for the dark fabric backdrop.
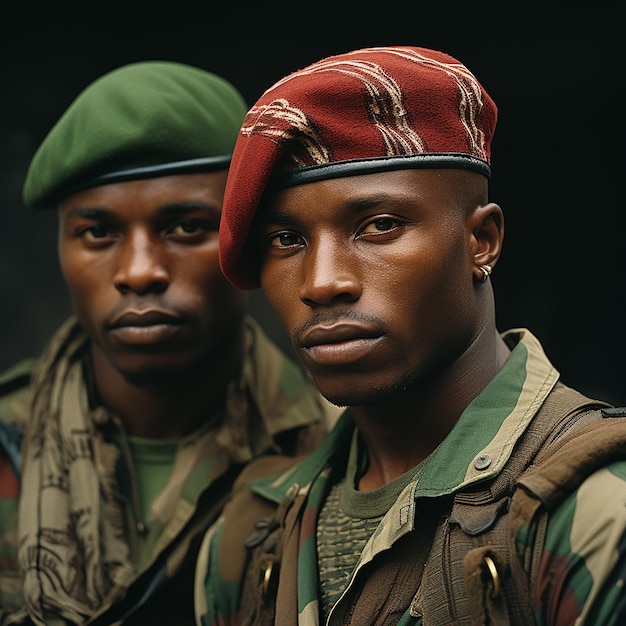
[1,2,623,404]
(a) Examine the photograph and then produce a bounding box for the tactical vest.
[228,383,626,625]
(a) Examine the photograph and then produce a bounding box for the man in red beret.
[196,46,626,625]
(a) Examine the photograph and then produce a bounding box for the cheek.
[179,249,227,293]
[59,249,100,300]
[204,272,248,312]
[59,260,105,337]
[58,242,127,326]
[379,237,471,313]
[175,250,248,313]
[259,263,298,323]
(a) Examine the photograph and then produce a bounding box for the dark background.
[1,2,624,404]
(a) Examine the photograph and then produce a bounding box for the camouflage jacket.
[197,328,626,626]
[0,316,339,626]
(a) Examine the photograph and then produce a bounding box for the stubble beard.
[317,370,418,408]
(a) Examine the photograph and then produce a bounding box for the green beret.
[23,60,248,209]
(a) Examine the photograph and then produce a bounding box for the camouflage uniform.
[0,315,337,626]
[197,328,626,626]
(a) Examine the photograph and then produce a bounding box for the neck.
[91,327,246,438]
[353,290,510,490]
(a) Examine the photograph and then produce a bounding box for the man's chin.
[317,375,417,408]
[117,358,197,386]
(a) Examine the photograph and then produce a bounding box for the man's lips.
[299,322,380,347]
[107,308,184,345]
[298,322,384,366]
[109,308,182,328]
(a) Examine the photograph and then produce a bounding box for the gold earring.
[479,264,492,283]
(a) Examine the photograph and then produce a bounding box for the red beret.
[219,46,497,289]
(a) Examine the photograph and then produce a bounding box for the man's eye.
[361,217,399,234]
[363,217,398,232]
[169,221,219,239]
[83,225,110,239]
[173,221,200,235]
[268,231,303,248]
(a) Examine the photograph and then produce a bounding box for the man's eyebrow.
[64,206,109,219]
[346,196,396,211]
[65,202,221,220]
[261,195,396,224]
[159,201,221,216]
[260,210,293,226]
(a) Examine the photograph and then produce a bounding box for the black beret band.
[53,155,233,203]
[269,153,491,191]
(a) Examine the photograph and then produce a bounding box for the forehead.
[260,168,487,218]
[58,171,229,216]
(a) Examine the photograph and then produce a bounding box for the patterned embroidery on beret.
[240,47,490,166]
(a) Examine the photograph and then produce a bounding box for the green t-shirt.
[317,431,425,620]
[113,434,178,569]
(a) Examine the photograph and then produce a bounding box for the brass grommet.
[483,555,500,598]
[262,561,274,598]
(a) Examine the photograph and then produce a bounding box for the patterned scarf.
[18,320,133,624]
[16,315,329,625]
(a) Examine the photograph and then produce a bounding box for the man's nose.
[298,235,362,307]
[113,230,169,295]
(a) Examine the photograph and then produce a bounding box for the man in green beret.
[0,60,340,626]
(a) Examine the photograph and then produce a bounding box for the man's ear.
[468,202,504,280]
